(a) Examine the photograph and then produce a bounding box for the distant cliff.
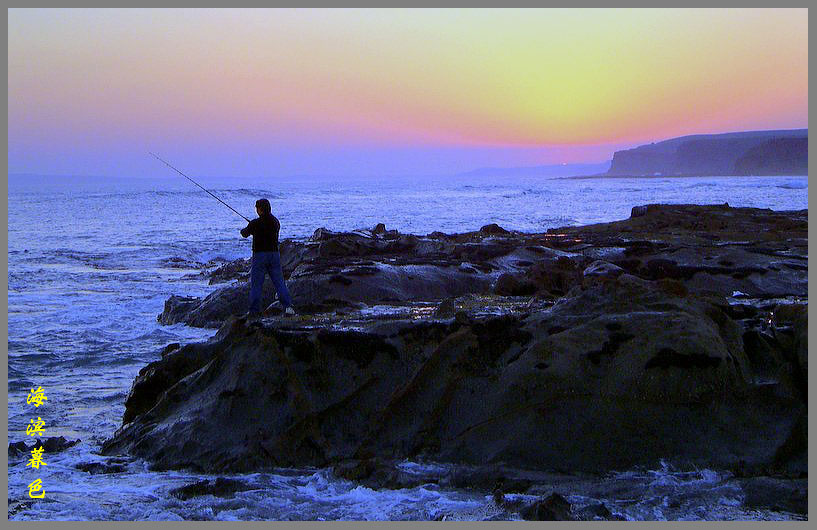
[607,129,807,176]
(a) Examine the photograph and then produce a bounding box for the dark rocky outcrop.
[739,477,808,514]
[105,204,806,485]
[549,203,807,300]
[520,493,574,521]
[158,225,537,327]
[8,441,28,456]
[9,436,81,457]
[76,461,128,474]
[169,478,254,500]
[207,258,250,285]
[159,204,806,329]
[104,287,804,474]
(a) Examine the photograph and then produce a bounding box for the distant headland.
[462,129,807,179]
[606,129,807,177]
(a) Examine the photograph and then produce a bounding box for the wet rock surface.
[106,205,806,501]
[738,476,808,514]
[75,461,128,475]
[9,436,81,457]
[552,203,807,300]
[520,493,574,520]
[169,478,255,500]
[159,204,807,329]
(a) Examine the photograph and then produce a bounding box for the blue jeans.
[249,251,293,312]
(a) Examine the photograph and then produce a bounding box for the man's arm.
[240,220,253,238]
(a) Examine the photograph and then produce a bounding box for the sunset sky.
[7,8,808,177]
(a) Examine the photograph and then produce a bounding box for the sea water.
[6,173,808,520]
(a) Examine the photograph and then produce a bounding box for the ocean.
[6,173,808,520]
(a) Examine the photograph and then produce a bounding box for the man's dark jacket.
[241,214,281,252]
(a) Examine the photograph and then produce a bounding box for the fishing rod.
[149,152,251,222]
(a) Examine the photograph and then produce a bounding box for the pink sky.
[7,8,808,177]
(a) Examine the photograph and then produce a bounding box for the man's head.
[255,198,271,216]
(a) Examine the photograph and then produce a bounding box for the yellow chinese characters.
[26,417,45,436]
[27,447,47,470]
[24,386,49,500]
[26,387,48,407]
[28,479,45,499]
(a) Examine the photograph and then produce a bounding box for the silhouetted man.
[240,198,295,316]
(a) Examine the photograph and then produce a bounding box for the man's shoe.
[263,303,284,316]
[284,306,296,316]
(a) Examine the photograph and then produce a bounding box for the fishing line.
[149,152,251,222]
